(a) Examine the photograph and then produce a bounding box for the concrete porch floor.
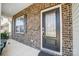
[2,39,40,56]
[1,39,53,56]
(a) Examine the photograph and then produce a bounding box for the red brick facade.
[12,3,72,56]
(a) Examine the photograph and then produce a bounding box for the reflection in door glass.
[45,11,56,37]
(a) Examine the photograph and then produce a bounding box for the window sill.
[15,32,25,34]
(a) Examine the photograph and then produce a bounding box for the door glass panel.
[42,8,60,52]
[45,11,56,37]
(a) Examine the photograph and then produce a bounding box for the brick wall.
[12,3,72,56]
[62,4,72,56]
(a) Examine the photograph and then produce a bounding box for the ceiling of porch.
[1,3,32,17]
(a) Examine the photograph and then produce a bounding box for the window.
[15,16,25,33]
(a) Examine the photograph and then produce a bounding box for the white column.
[0,3,1,16]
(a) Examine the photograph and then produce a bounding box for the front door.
[42,8,60,52]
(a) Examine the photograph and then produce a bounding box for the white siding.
[72,3,79,56]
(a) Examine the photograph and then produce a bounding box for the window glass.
[15,17,25,33]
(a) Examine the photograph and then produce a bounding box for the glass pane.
[15,17,25,33]
[20,25,25,32]
[16,19,24,26]
[16,26,20,32]
[19,18,24,25]
[45,11,56,37]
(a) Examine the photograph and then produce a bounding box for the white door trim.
[40,4,62,55]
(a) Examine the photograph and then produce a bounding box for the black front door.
[42,8,60,52]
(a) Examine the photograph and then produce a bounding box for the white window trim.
[40,4,62,55]
[15,15,25,34]
[15,32,25,34]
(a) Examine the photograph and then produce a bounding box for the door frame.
[40,4,62,55]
